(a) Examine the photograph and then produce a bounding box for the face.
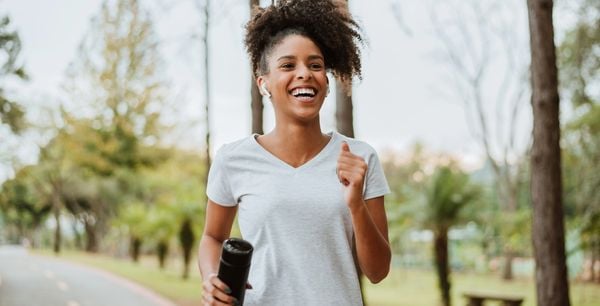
[257,34,328,124]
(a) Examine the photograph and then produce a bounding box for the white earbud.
[260,83,271,98]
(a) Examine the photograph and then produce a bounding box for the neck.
[271,115,324,143]
[262,118,331,167]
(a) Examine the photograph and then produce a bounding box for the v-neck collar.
[251,131,338,171]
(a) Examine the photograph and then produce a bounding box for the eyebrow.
[276,55,324,61]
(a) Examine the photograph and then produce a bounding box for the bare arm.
[198,199,238,305]
[349,196,391,283]
[337,142,391,283]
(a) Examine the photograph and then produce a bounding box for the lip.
[288,86,319,103]
[288,86,318,95]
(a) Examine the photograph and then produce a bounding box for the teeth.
[291,88,315,96]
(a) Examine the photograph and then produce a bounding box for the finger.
[337,161,367,177]
[337,159,366,171]
[202,294,231,306]
[338,151,365,164]
[338,167,366,186]
[209,274,232,295]
[207,275,237,304]
[341,141,350,153]
[204,295,233,306]
[337,170,351,186]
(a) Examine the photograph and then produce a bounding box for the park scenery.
[0,0,598,306]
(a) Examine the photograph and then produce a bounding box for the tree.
[62,0,171,250]
[191,0,212,188]
[0,166,51,246]
[527,0,571,305]
[250,0,263,135]
[558,0,599,108]
[115,202,147,262]
[0,15,27,134]
[0,15,28,181]
[147,205,177,269]
[334,0,354,138]
[419,165,480,306]
[426,0,531,280]
[34,133,74,254]
[65,0,169,174]
[558,1,599,281]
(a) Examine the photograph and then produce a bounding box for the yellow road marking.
[44,270,55,279]
[57,281,69,291]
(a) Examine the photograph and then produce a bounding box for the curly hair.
[244,0,363,81]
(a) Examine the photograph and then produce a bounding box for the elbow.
[366,265,390,284]
[364,250,391,284]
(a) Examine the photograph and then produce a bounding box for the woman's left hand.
[336,142,367,210]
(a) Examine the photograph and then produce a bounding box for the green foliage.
[412,163,481,233]
[559,0,600,259]
[63,0,170,176]
[558,0,600,108]
[0,15,27,134]
[0,166,52,241]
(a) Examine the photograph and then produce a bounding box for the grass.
[364,268,600,306]
[35,249,600,306]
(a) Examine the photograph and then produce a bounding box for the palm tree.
[419,165,480,306]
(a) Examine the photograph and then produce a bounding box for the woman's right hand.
[202,273,238,306]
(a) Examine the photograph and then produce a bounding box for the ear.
[256,77,265,95]
[256,77,271,98]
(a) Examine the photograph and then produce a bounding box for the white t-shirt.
[206,131,390,306]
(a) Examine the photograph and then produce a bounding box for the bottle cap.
[222,238,253,267]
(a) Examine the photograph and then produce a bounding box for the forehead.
[269,34,323,61]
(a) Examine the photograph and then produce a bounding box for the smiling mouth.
[289,87,317,101]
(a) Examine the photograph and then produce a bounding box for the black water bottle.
[217,238,253,305]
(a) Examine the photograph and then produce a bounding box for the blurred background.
[0,0,598,305]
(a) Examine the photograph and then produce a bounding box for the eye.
[280,63,294,70]
[310,63,323,70]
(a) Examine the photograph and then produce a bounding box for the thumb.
[341,141,350,152]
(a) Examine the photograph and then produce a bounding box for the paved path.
[0,245,176,306]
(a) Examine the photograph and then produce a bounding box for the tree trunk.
[84,218,99,253]
[157,241,168,269]
[250,0,263,135]
[502,250,514,280]
[527,0,571,305]
[72,220,83,250]
[179,218,195,279]
[593,247,600,283]
[434,229,451,306]
[337,0,360,301]
[336,77,354,138]
[130,237,141,262]
[52,193,61,255]
[202,0,212,179]
[251,73,264,134]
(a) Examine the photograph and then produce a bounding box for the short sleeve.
[206,146,237,207]
[363,148,391,201]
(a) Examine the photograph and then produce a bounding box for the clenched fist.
[336,141,367,210]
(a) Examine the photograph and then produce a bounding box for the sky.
[2,0,572,182]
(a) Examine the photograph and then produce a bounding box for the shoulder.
[214,135,257,161]
[334,132,378,158]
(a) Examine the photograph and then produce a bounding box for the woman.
[198,1,391,305]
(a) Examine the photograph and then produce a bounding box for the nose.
[296,63,312,80]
